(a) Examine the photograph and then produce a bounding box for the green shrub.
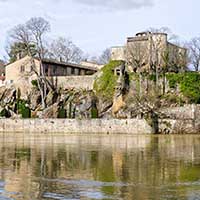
[0,108,11,118]
[148,74,157,82]
[180,73,200,103]
[91,107,99,118]
[128,72,139,81]
[166,73,183,88]
[31,79,38,88]
[94,60,123,99]
[166,72,200,103]
[68,102,72,118]
[58,107,66,118]
[17,100,31,118]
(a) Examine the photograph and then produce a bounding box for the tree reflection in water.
[0,134,199,200]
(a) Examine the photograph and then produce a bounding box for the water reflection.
[0,134,199,200]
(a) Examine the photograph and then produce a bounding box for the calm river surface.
[0,133,200,200]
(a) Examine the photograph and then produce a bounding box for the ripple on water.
[0,180,14,200]
[43,192,79,200]
[43,190,115,200]
[43,178,132,187]
[78,191,115,199]
[0,181,5,193]
[42,179,122,200]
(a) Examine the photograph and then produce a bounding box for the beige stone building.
[80,60,104,70]
[111,32,187,73]
[4,56,99,96]
[5,56,98,84]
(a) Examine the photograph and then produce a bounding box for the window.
[71,68,75,75]
[20,65,25,72]
[45,66,48,74]
[53,66,56,75]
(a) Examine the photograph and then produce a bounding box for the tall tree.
[127,41,149,96]
[0,60,5,76]
[98,48,111,65]
[127,41,147,73]
[26,17,50,58]
[187,37,200,71]
[8,23,33,62]
[26,17,51,109]
[8,17,51,109]
[47,37,83,63]
[147,27,180,43]
[7,42,37,63]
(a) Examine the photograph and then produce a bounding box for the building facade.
[111,32,187,73]
[5,56,98,84]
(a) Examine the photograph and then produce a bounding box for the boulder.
[40,103,59,118]
[29,88,41,110]
[45,90,58,107]
[1,87,16,105]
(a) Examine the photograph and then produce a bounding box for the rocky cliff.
[1,60,200,134]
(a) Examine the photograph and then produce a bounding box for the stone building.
[5,56,98,84]
[111,32,187,73]
[80,60,104,70]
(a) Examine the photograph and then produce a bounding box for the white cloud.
[0,0,154,10]
[74,0,154,10]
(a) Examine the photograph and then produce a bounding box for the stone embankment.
[0,119,152,134]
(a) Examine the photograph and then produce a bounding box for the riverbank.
[0,118,199,134]
[0,119,152,134]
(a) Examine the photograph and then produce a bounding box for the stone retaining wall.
[54,75,96,90]
[160,105,200,120]
[0,119,152,134]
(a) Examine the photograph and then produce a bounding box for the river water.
[0,133,199,200]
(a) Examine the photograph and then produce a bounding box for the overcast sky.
[0,0,199,59]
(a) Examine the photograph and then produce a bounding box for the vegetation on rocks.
[0,108,11,118]
[17,100,31,118]
[94,60,123,100]
[166,72,200,103]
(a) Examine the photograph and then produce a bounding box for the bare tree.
[127,42,147,73]
[187,37,200,71]
[8,24,33,59]
[161,49,171,94]
[9,24,31,45]
[98,48,111,64]
[0,59,5,76]
[26,17,51,108]
[127,41,149,96]
[47,37,83,63]
[127,29,171,95]
[26,17,50,58]
[8,17,51,109]
[147,27,180,44]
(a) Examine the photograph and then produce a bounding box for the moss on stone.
[93,60,123,100]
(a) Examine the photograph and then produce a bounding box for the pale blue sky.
[0,0,199,59]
